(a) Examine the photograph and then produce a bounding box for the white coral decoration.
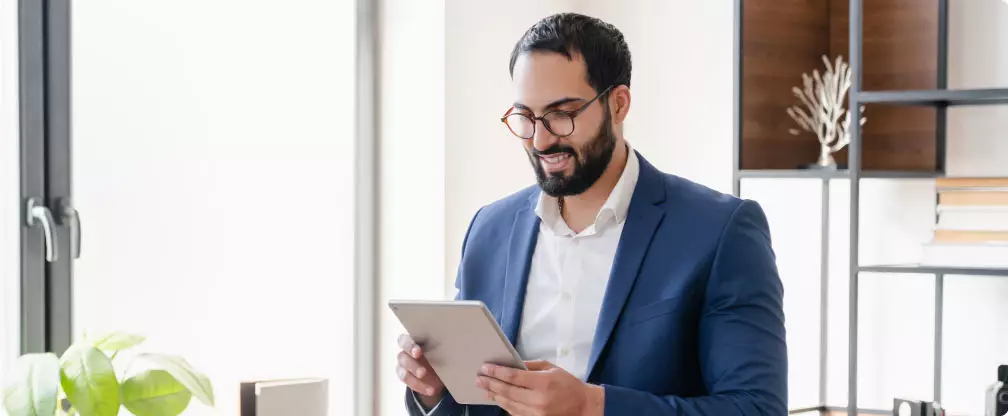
[787,55,867,166]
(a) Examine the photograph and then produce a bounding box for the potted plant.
[1,331,214,416]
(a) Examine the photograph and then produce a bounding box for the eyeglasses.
[500,85,614,139]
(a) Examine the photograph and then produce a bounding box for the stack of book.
[921,177,1008,268]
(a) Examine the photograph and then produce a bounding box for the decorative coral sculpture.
[787,55,867,168]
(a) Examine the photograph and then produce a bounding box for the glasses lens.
[505,114,535,138]
[543,112,574,137]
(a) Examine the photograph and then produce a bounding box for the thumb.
[523,360,556,371]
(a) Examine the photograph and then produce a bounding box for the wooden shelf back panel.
[741,0,827,170]
[834,104,937,170]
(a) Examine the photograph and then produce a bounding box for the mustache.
[531,145,576,158]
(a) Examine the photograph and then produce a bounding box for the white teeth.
[542,154,569,164]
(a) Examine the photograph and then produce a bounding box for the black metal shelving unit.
[733,0,1008,415]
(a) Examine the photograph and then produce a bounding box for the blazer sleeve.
[600,199,788,415]
[403,388,469,416]
[402,206,485,416]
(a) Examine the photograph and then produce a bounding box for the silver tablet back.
[389,299,526,406]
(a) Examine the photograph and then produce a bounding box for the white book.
[936,205,1008,231]
[240,378,328,416]
[920,242,1008,268]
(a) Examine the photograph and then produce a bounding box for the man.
[398,12,787,416]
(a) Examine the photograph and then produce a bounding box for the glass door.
[68,1,359,414]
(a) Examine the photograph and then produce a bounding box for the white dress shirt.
[516,145,640,381]
[414,145,639,415]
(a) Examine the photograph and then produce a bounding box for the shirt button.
[562,292,572,301]
[560,347,570,357]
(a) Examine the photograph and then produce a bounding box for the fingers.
[478,375,537,416]
[397,333,422,358]
[476,375,541,407]
[398,363,437,397]
[398,351,429,379]
[481,363,535,389]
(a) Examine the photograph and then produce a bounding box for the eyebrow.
[513,97,585,112]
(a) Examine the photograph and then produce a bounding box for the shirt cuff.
[411,390,443,416]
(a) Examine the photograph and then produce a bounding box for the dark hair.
[509,13,632,94]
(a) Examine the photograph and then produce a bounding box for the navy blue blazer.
[407,151,787,415]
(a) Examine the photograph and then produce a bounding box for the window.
[3,0,376,414]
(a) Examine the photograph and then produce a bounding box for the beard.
[526,110,617,197]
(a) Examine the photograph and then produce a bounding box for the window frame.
[17,0,73,356]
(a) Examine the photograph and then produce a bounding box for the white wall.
[577,1,736,194]
[0,0,21,378]
[376,0,447,414]
[946,0,1008,175]
[442,1,1008,415]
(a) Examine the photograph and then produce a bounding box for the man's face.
[509,51,617,197]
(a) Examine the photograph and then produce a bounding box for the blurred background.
[2,0,1006,415]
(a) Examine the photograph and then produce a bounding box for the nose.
[531,119,559,152]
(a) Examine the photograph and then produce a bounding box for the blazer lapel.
[585,153,666,379]
[500,195,540,346]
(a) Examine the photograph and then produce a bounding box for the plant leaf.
[86,332,146,355]
[2,353,60,416]
[121,370,192,416]
[134,354,213,406]
[59,345,120,416]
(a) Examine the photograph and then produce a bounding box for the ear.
[607,85,631,124]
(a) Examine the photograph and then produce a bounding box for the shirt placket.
[556,233,579,370]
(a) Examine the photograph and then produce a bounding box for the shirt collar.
[534,143,640,233]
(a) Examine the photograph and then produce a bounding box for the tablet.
[388,299,526,405]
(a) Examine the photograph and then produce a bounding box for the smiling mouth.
[539,153,573,173]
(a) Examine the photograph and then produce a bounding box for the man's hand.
[476,360,604,416]
[396,333,445,409]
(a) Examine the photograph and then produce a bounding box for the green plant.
[1,332,214,416]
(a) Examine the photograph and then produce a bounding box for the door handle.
[25,198,58,262]
[58,197,81,259]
